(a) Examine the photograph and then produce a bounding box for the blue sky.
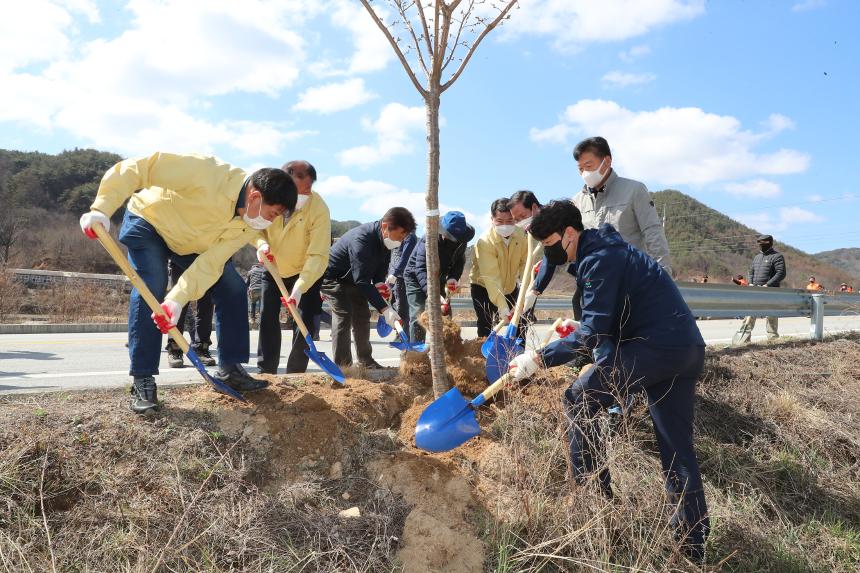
[1,0,858,254]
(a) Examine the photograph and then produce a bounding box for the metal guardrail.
[8,268,130,288]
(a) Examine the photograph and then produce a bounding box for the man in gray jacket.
[732,234,787,344]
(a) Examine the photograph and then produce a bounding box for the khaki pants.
[732,316,779,345]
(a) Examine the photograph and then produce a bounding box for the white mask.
[495,224,515,238]
[383,237,401,250]
[294,194,310,210]
[515,216,533,230]
[581,158,607,189]
[242,195,273,230]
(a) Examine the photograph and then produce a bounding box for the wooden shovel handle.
[510,238,541,327]
[260,258,311,339]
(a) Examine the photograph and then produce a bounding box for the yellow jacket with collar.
[258,191,331,293]
[90,152,261,306]
[468,226,528,309]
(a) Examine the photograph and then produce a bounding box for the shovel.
[90,223,246,402]
[484,237,541,383]
[260,259,345,385]
[415,319,563,453]
[389,320,428,352]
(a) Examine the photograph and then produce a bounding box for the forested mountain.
[815,248,860,280]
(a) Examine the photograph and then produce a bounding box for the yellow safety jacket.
[90,152,261,306]
[257,191,331,293]
[468,226,528,309]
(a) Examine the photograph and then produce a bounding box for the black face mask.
[759,242,772,253]
[544,237,570,265]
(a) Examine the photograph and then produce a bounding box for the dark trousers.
[165,261,213,353]
[118,212,249,376]
[391,277,409,329]
[320,279,374,367]
[404,275,427,343]
[470,283,533,339]
[257,272,322,374]
[564,342,709,553]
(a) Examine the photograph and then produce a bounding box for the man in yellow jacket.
[469,198,529,337]
[255,160,331,374]
[79,152,297,413]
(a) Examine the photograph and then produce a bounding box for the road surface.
[1,316,858,395]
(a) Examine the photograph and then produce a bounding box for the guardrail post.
[810,293,824,341]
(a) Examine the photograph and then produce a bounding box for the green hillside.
[815,247,860,280]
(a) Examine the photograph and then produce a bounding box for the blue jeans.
[119,212,249,376]
[404,276,427,343]
[564,342,709,552]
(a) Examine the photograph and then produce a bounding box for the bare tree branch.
[359,0,429,97]
[414,1,435,62]
[441,0,517,92]
[441,1,473,71]
[394,0,430,79]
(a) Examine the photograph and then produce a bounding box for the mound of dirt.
[413,313,488,396]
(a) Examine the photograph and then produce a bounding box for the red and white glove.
[508,350,540,381]
[375,282,391,301]
[382,306,400,328]
[79,211,110,239]
[523,290,538,312]
[446,278,459,293]
[286,283,302,307]
[256,242,274,264]
[555,318,578,339]
[151,300,181,334]
[532,260,542,278]
[503,304,513,322]
[440,295,451,316]
[386,274,398,285]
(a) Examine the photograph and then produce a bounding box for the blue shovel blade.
[304,334,345,385]
[390,340,428,352]
[482,323,516,358]
[485,337,524,384]
[186,347,246,402]
[376,316,393,337]
[415,387,482,452]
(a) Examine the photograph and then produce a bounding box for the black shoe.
[360,360,385,369]
[212,364,269,392]
[194,344,216,366]
[257,366,277,375]
[130,377,158,414]
[167,347,184,368]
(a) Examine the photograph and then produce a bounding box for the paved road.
[1,316,858,395]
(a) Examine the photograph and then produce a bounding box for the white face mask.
[495,224,515,238]
[242,194,273,230]
[383,237,401,250]
[581,158,607,189]
[515,216,533,230]
[294,194,310,210]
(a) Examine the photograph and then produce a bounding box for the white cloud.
[503,0,705,51]
[293,78,376,113]
[619,44,651,63]
[0,0,94,72]
[530,99,811,186]
[735,206,825,233]
[725,179,782,199]
[792,0,826,12]
[601,70,656,87]
[323,0,393,75]
[337,103,426,167]
[316,175,480,230]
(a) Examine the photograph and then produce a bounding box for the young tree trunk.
[424,89,448,397]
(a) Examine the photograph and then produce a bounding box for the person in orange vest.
[840,282,854,293]
[731,274,749,286]
[806,276,824,291]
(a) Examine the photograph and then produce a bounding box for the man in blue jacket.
[403,211,475,342]
[321,207,416,368]
[508,200,709,562]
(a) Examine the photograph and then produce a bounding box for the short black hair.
[509,190,542,210]
[490,198,512,217]
[251,168,297,211]
[573,136,612,161]
[529,200,584,240]
[282,160,317,182]
[382,207,416,233]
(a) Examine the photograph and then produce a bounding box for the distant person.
[321,207,416,369]
[255,160,330,374]
[403,211,475,342]
[165,260,215,368]
[839,282,854,293]
[701,274,708,284]
[732,234,786,345]
[386,231,418,334]
[79,153,296,413]
[806,276,825,291]
[469,198,530,338]
[246,262,265,326]
[731,274,749,286]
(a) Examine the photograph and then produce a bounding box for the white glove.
[556,318,578,338]
[523,290,539,311]
[503,304,513,321]
[383,306,401,328]
[508,350,540,381]
[386,274,398,285]
[151,299,182,333]
[286,283,302,307]
[79,210,110,238]
[256,243,274,264]
[446,278,459,293]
